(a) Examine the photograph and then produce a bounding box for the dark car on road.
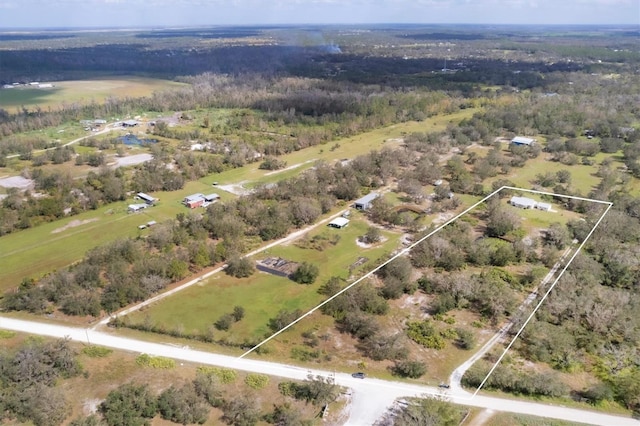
[352,372,366,379]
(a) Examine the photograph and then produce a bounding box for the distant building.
[137,192,156,205]
[128,203,148,213]
[122,119,139,127]
[328,217,350,229]
[94,119,107,125]
[146,220,157,227]
[183,193,206,209]
[204,193,220,202]
[509,196,537,209]
[354,192,380,210]
[511,136,536,146]
[535,202,552,212]
[38,83,53,89]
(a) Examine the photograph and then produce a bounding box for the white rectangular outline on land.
[240,185,612,402]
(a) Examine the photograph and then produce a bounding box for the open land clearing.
[0,108,478,292]
[122,186,608,394]
[0,77,188,113]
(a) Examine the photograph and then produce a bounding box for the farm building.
[535,202,552,211]
[354,192,380,210]
[183,193,206,209]
[511,136,536,146]
[256,257,299,278]
[204,193,220,202]
[94,119,107,125]
[509,196,537,209]
[137,192,156,205]
[122,120,139,127]
[328,217,350,229]
[128,203,148,213]
[146,220,157,227]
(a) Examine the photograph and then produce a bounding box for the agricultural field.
[0,77,188,113]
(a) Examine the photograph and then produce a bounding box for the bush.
[214,313,234,331]
[455,328,476,350]
[392,360,427,378]
[291,262,319,284]
[197,366,237,384]
[225,256,255,278]
[136,354,175,369]
[245,373,269,390]
[82,345,113,358]
[406,320,446,350]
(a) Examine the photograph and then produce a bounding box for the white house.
[328,217,350,229]
[510,196,537,209]
[511,136,536,146]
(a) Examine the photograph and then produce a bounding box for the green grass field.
[0,77,188,113]
[127,216,401,344]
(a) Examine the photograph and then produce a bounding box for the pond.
[117,134,158,146]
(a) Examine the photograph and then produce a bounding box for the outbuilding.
[509,196,537,209]
[535,202,552,211]
[511,136,536,146]
[328,217,350,229]
[122,119,139,127]
[128,203,148,213]
[137,192,156,205]
[354,192,380,210]
[183,193,206,209]
[204,193,220,202]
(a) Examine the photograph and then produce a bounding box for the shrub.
[197,366,237,384]
[225,256,255,278]
[0,330,16,339]
[392,360,427,378]
[291,262,319,284]
[245,373,269,390]
[82,345,113,358]
[136,354,175,369]
[406,320,446,350]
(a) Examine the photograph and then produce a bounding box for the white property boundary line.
[241,185,613,401]
[472,190,612,397]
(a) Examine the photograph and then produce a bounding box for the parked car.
[352,372,366,379]
[438,383,450,388]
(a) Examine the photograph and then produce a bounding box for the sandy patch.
[82,398,101,415]
[355,236,388,248]
[217,182,251,196]
[0,176,34,190]
[52,218,99,234]
[112,153,153,168]
[264,159,315,176]
[433,212,454,224]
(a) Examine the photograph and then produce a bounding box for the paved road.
[1,317,637,426]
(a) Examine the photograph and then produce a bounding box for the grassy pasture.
[127,216,402,345]
[0,77,187,113]
[0,109,477,291]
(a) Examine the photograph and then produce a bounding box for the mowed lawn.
[127,217,402,344]
[0,77,188,113]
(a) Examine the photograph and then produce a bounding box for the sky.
[0,0,638,28]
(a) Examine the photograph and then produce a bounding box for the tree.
[226,256,255,278]
[99,383,157,426]
[268,309,302,332]
[291,262,319,284]
[378,397,467,426]
[544,223,571,250]
[392,360,427,378]
[221,394,260,426]
[157,383,209,425]
[363,226,382,244]
[485,204,520,238]
[455,328,476,350]
[232,305,245,321]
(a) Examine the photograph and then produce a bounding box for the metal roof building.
[354,192,380,210]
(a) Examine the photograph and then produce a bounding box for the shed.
[535,202,552,211]
[328,217,350,229]
[354,192,380,210]
[204,193,220,202]
[137,192,156,204]
[122,119,139,127]
[183,194,205,204]
[128,203,148,212]
[510,196,537,209]
[511,136,536,146]
[146,220,157,227]
[94,119,107,125]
